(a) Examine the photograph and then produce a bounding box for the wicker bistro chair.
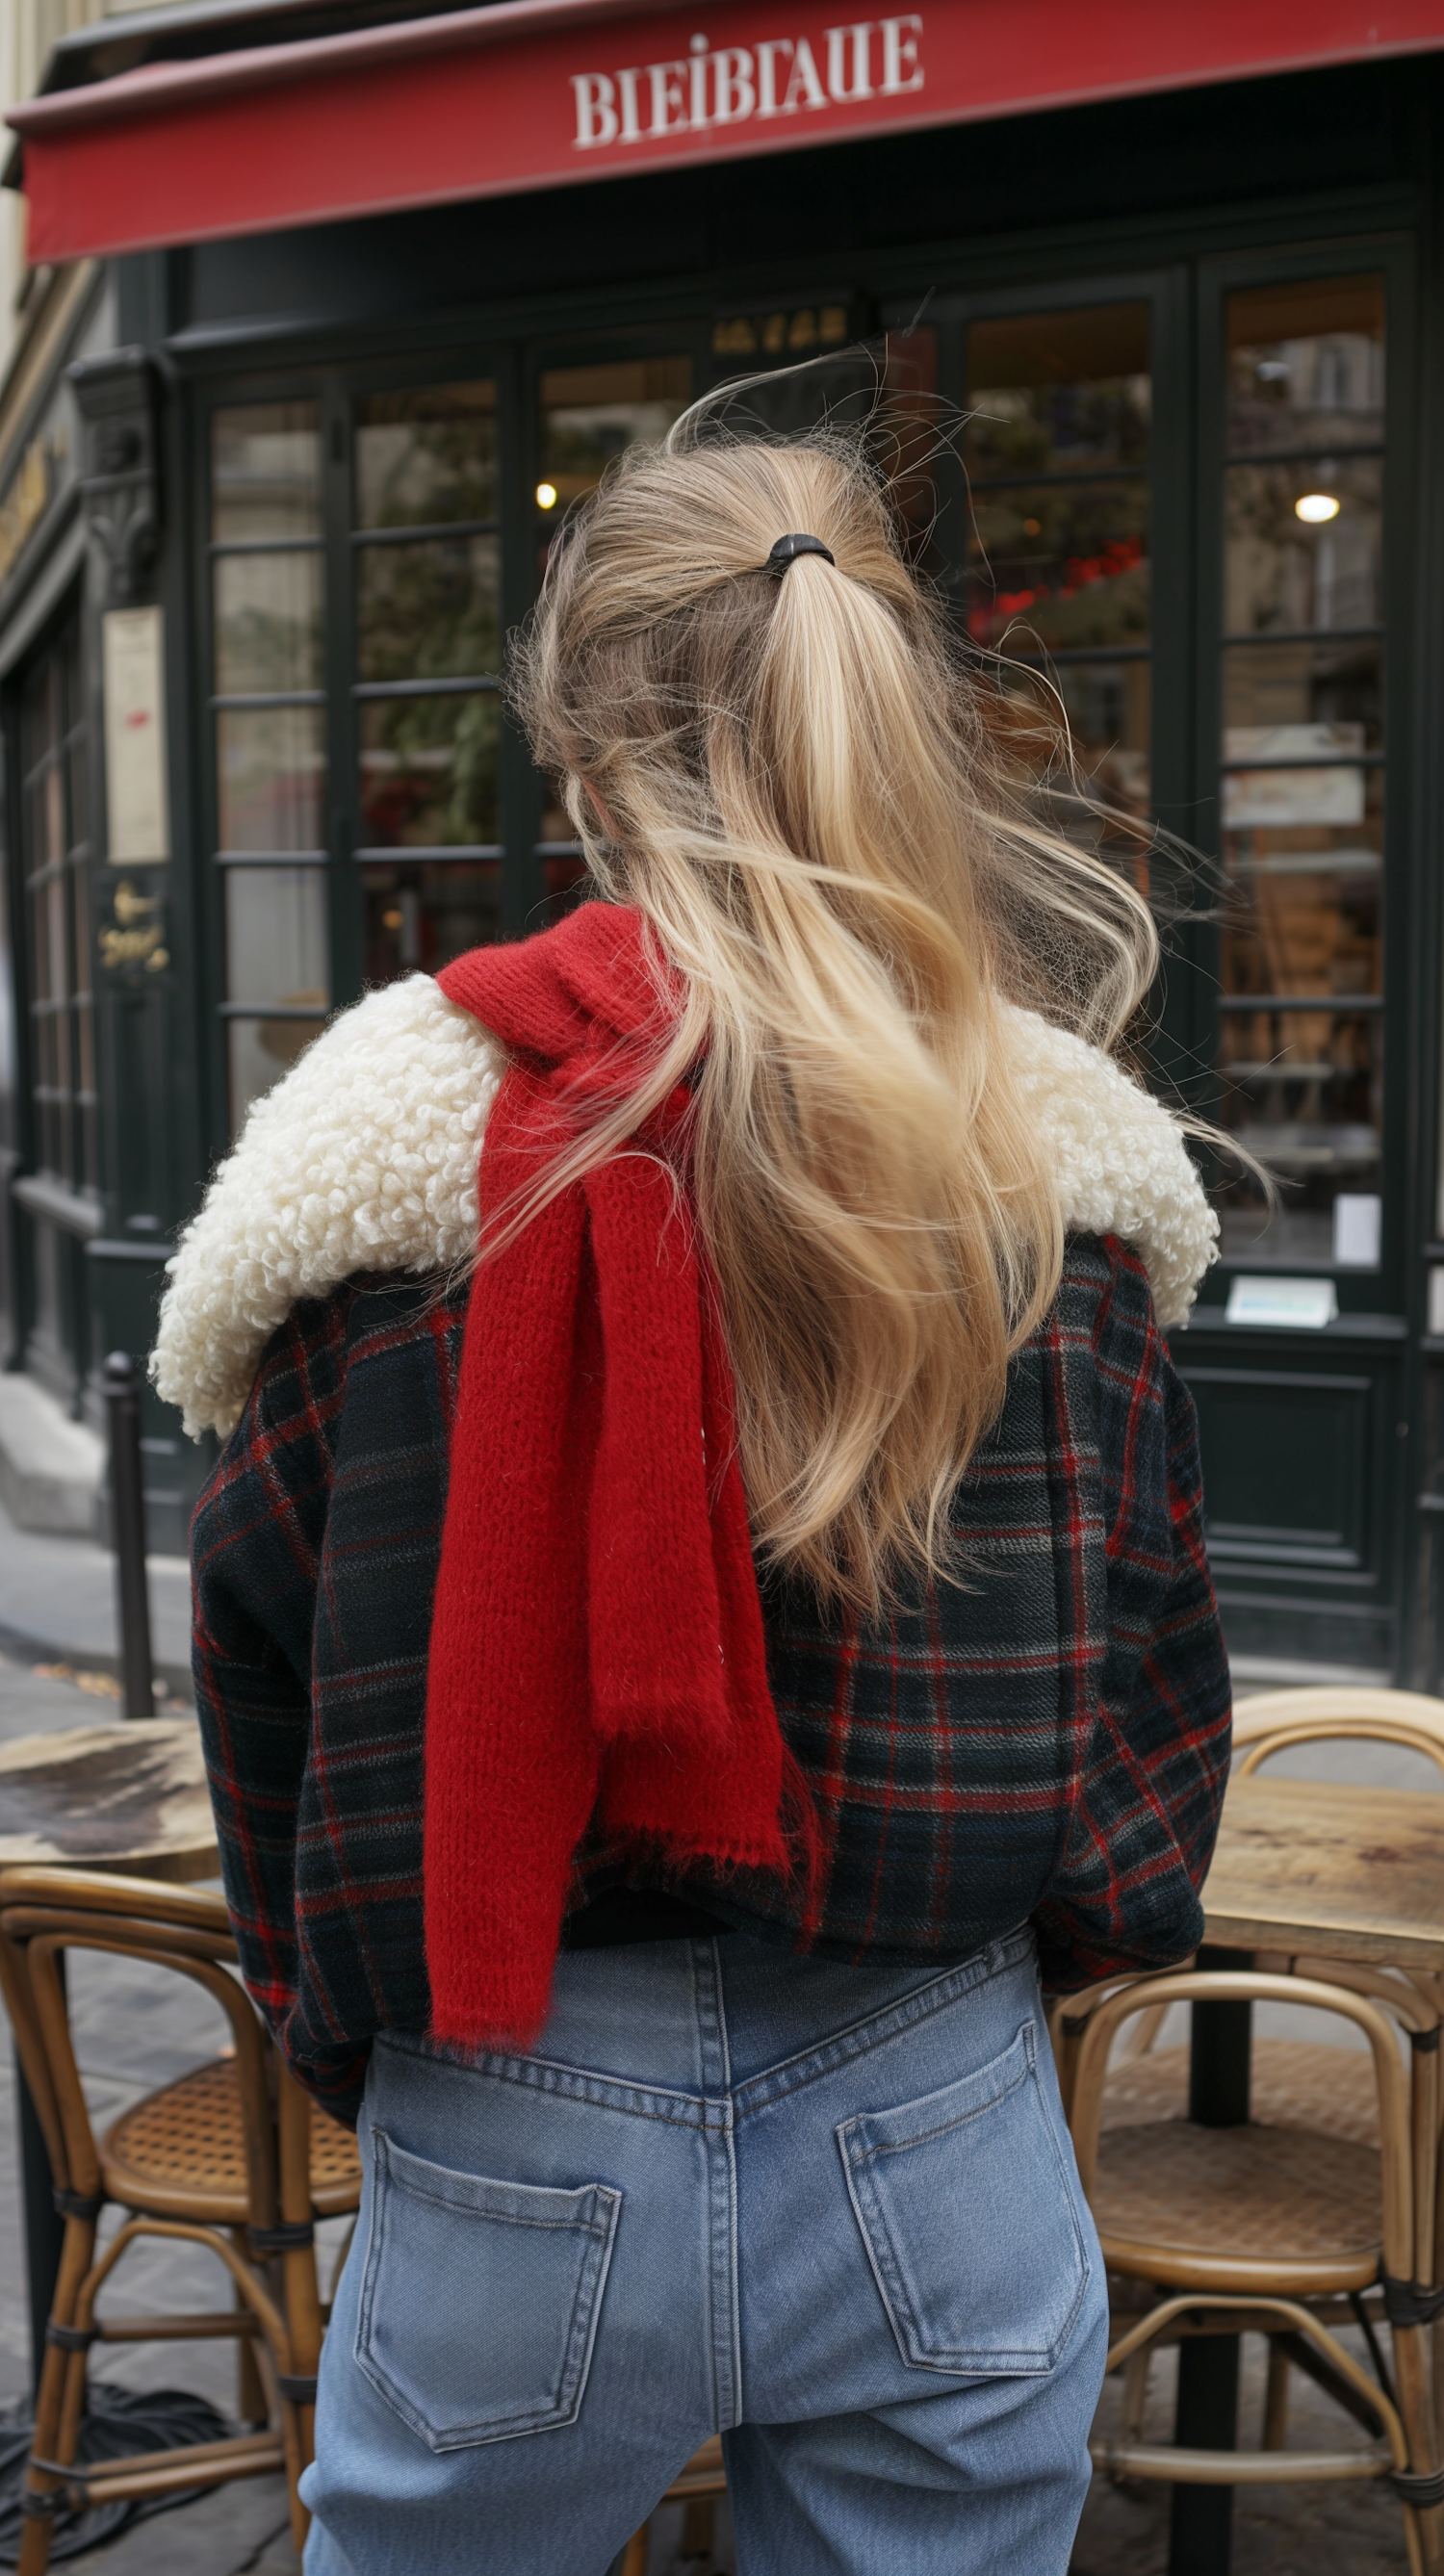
[1066,1967,1443,2576]
[1232,1686,1444,1795]
[0,1866,361,2575]
[1230,1687,1444,2431]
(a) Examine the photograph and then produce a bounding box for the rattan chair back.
[0,1865,358,2576]
[1233,1686,1444,1783]
[0,1868,276,2231]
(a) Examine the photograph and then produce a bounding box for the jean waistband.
[383,1925,1037,2130]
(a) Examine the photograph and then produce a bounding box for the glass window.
[21,619,94,1197]
[356,534,500,685]
[1225,456,1380,634]
[212,404,322,542]
[214,550,322,697]
[1213,276,1386,1269]
[356,383,497,529]
[1225,277,1385,455]
[224,865,329,1007]
[533,358,693,877]
[350,382,503,983]
[536,358,693,527]
[359,694,501,851]
[364,861,502,983]
[211,400,327,1132]
[964,302,1152,830]
[220,866,329,1129]
[216,706,325,854]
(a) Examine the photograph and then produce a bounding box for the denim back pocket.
[838,2021,1090,2376]
[356,2128,622,2450]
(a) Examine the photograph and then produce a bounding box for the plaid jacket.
[191,1232,1230,2121]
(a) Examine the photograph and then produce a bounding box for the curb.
[0,1617,194,1710]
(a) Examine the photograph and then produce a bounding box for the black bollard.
[102,1352,157,1719]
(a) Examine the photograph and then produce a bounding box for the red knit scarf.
[425,902,800,2048]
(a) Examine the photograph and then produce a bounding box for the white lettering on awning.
[571,13,922,149]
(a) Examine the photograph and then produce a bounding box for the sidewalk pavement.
[0,1483,193,1704]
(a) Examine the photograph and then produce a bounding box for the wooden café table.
[0,1719,219,2382]
[1168,1770,1444,2576]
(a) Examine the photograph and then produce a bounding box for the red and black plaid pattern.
[191,1235,1230,2120]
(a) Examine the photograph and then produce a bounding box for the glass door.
[1207,272,1388,1273]
[208,399,329,1131]
[350,381,503,988]
[529,353,694,894]
[961,300,1154,839]
[878,279,1183,882]
[205,372,503,1134]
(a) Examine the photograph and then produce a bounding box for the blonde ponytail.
[508,414,1159,1612]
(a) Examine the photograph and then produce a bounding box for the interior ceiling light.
[1295,492,1341,524]
[535,481,558,509]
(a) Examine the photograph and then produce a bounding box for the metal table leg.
[1168,1945,1253,2576]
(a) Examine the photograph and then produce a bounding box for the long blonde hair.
[508,408,1159,1612]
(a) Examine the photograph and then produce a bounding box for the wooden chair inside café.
[0,1865,361,2575]
[1060,1964,1442,2576]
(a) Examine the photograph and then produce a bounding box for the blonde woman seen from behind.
[160,414,1229,2576]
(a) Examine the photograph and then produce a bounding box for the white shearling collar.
[151,971,1217,1440]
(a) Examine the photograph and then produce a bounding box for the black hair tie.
[764,532,836,575]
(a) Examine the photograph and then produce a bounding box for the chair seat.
[1094,2116,1382,2293]
[1101,2041,1380,2149]
[102,2057,362,2225]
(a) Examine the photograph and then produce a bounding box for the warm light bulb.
[1295,492,1341,524]
[535,481,558,510]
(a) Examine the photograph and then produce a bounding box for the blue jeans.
[302,1928,1106,2574]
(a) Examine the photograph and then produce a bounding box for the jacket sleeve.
[190,1291,372,2122]
[1033,1255,1232,1991]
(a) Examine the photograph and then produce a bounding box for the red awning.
[11,0,1444,265]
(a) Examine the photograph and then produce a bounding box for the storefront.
[4,1,1444,1652]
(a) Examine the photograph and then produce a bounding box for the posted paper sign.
[104,605,169,864]
[1225,1275,1339,1329]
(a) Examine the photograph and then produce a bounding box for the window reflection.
[359,693,500,850]
[537,358,693,537]
[1224,637,1380,746]
[967,304,1150,477]
[1214,276,1386,1268]
[1225,457,1380,634]
[530,358,694,878]
[214,550,322,697]
[212,404,322,542]
[352,383,503,954]
[22,620,95,1193]
[356,535,500,683]
[212,399,328,1132]
[963,303,1152,850]
[364,861,502,981]
[217,707,325,853]
[1226,277,1385,455]
[355,384,497,528]
[224,867,329,1008]
[968,480,1149,654]
[879,326,944,578]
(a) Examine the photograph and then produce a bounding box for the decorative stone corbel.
[68,345,160,606]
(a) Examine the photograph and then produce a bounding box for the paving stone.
[59,2473,296,2575]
